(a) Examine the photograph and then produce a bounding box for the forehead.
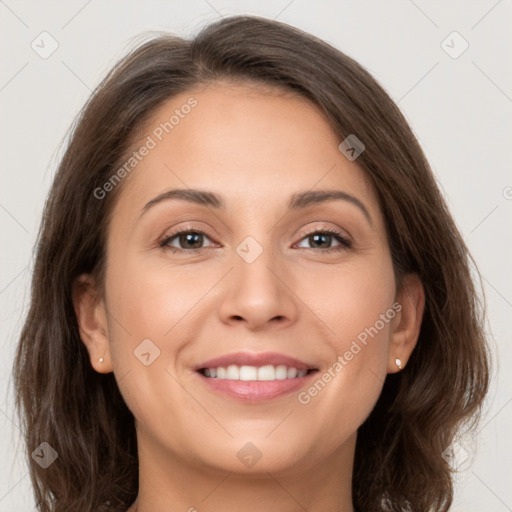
[110,82,380,226]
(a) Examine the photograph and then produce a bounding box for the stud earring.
[395,357,402,369]
[99,357,104,363]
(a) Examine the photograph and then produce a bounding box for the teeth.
[226,365,239,379]
[287,367,298,378]
[275,365,287,380]
[239,365,257,380]
[201,364,311,380]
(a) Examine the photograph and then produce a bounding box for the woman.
[13,14,490,512]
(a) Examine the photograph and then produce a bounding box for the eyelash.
[158,226,352,253]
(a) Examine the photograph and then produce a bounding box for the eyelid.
[298,224,351,241]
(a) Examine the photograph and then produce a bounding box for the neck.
[127,430,356,512]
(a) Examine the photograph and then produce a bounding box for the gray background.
[1,0,511,510]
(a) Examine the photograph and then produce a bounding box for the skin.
[74,81,424,512]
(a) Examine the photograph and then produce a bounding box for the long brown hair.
[13,15,490,512]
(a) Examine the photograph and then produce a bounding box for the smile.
[194,351,319,402]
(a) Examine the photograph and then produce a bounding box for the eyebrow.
[139,188,372,226]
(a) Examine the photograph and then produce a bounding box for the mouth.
[194,352,319,402]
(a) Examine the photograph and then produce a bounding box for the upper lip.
[195,351,317,371]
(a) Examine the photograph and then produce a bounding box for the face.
[80,81,415,477]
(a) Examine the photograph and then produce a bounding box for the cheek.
[102,255,202,429]
[297,255,396,354]
[292,257,396,427]
[106,253,206,341]
[101,253,202,409]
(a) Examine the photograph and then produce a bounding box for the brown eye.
[296,229,351,251]
[160,230,215,252]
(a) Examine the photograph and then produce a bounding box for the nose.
[217,246,299,332]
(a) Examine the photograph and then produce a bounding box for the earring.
[99,357,104,363]
[395,357,402,369]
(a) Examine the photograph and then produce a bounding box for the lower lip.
[196,371,318,402]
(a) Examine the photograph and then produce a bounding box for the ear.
[72,273,113,373]
[387,273,425,373]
